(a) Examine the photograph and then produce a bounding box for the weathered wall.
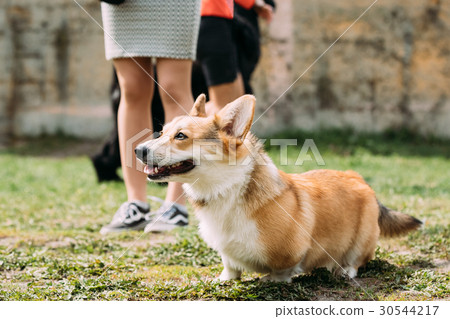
[252,0,450,137]
[0,0,111,143]
[1,0,449,142]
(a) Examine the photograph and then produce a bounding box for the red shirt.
[201,0,255,19]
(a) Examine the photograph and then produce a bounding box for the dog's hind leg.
[336,266,358,279]
[336,199,380,280]
[336,233,378,279]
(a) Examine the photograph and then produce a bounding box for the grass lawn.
[0,130,448,301]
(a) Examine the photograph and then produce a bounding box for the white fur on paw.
[260,274,292,283]
[218,275,232,282]
[344,267,358,279]
[218,270,241,281]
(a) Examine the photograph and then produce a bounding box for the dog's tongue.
[144,165,167,176]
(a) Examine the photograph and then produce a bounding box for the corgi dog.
[135,94,422,282]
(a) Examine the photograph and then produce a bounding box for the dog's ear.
[215,95,256,140]
[189,94,207,117]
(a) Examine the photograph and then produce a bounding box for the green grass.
[0,130,449,300]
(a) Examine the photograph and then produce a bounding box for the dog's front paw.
[260,274,292,283]
[218,268,241,281]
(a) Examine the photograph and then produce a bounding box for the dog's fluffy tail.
[378,201,422,237]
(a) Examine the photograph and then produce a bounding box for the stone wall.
[1,0,449,143]
[252,0,450,137]
[0,0,111,143]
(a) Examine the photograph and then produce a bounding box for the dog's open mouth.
[144,160,195,180]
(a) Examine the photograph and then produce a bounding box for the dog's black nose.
[135,144,148,162]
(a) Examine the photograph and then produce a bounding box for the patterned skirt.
[101,0,201,60]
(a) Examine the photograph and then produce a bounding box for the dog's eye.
[174,132,188,140]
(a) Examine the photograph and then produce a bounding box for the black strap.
[100,0,126,5]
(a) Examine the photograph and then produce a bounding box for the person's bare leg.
[114,58,154,202]
[156,58,194,205]
[206,73,245,116]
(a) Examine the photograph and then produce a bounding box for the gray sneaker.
[100,200,151,235]
[144,201,188,233]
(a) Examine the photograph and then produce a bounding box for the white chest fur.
[194,190,268,273]
[182,153,281,275]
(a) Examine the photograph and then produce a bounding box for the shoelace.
[147,195,174,220]
[115,203,145,223]
[147,195,187,221]
[148,205,175,220]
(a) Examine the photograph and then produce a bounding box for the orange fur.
[136,94,422,282]
[255,169,381,273]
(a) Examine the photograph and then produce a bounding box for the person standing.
[99,0,201,234]
[91,67,166,183]
[234,0,275,94]
[91,0,274,182]
[197,0,273,115]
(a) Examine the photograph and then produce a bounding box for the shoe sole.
[144,221,186,233]
[100,221,150,235]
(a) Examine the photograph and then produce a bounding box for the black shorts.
[196,16,239,87]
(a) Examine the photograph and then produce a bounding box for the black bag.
[100,0,126,4]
